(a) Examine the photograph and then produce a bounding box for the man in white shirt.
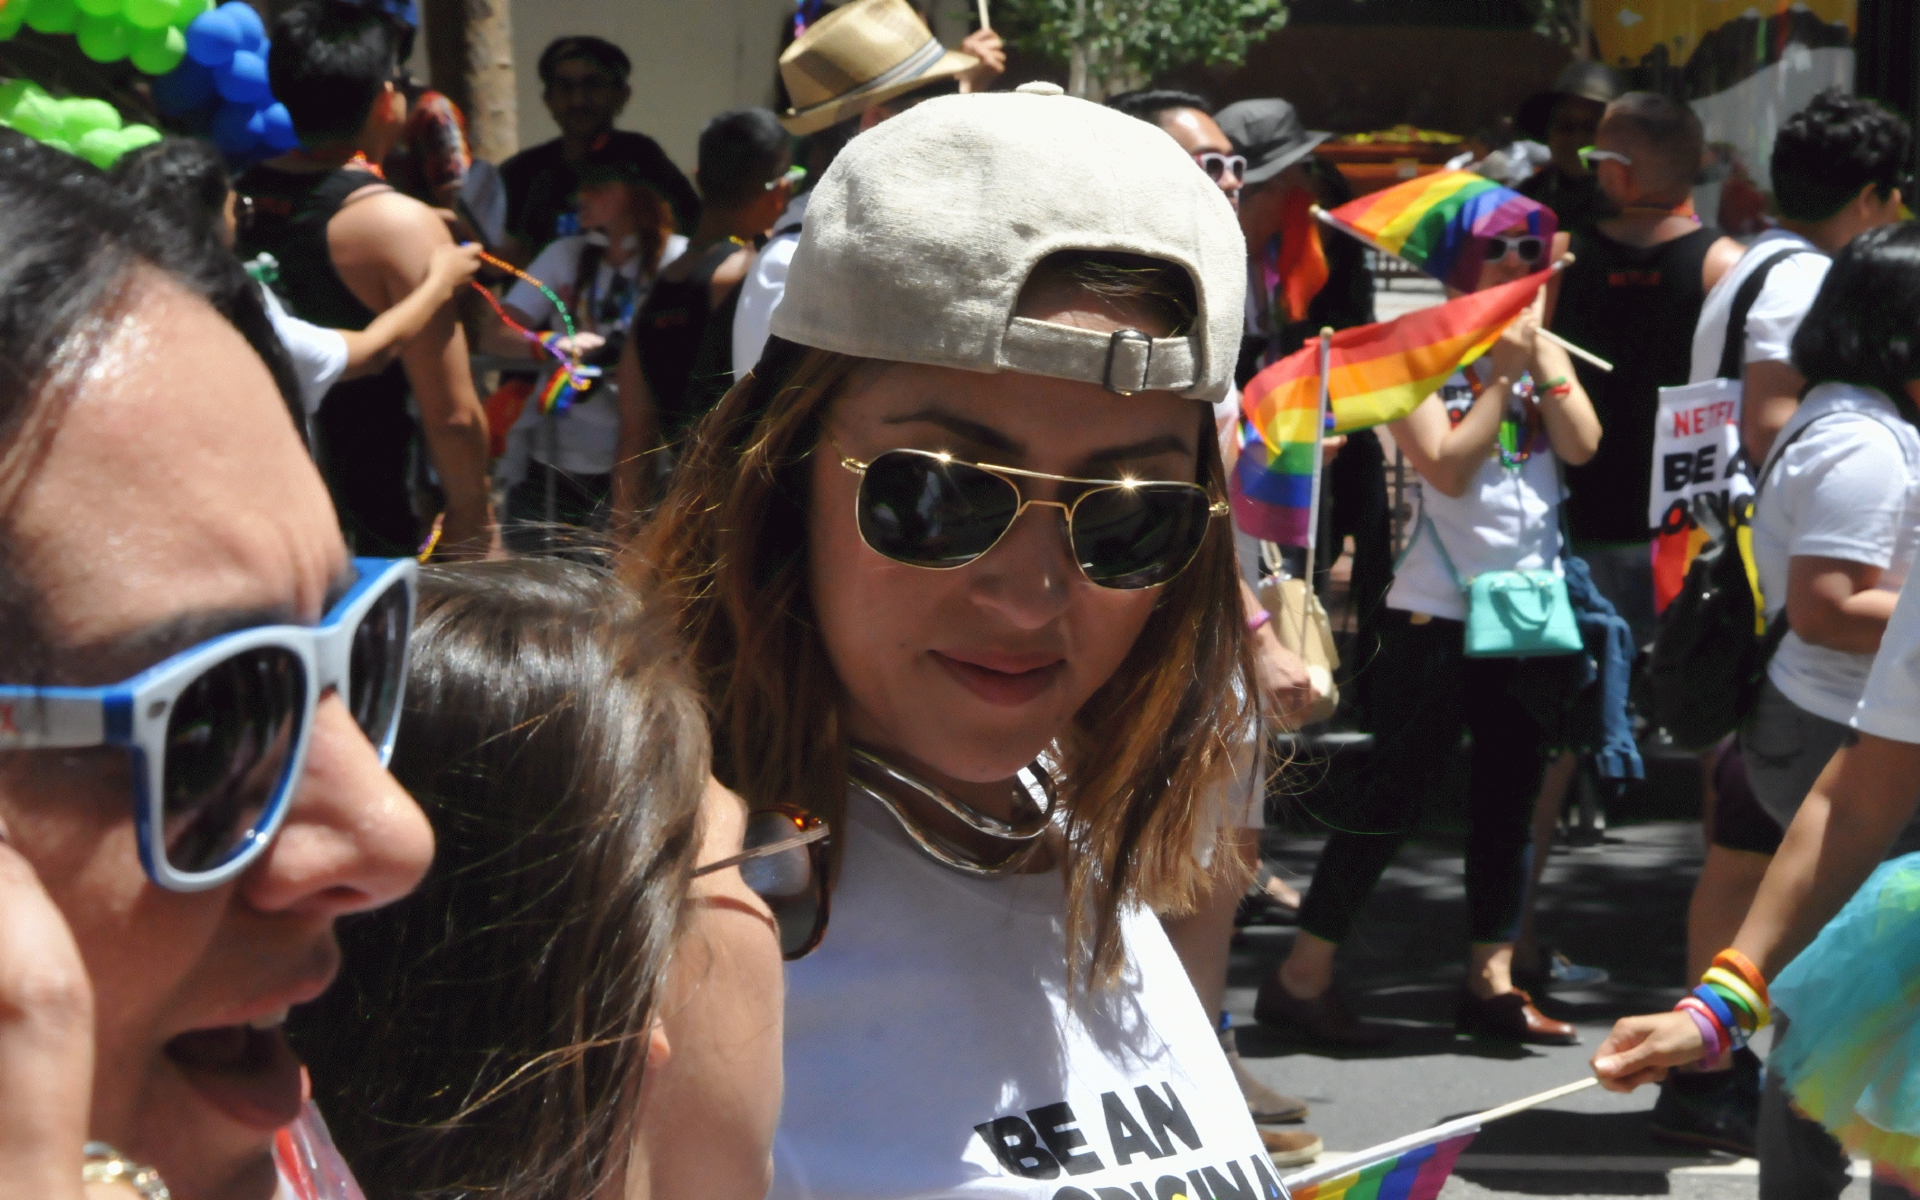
[1691,89,1909,463]
[731,0,1005,382]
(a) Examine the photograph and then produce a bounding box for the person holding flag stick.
[1252,234,1604,1048]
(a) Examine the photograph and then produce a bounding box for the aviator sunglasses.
[0,557,415,892]
[1483,235,1546,265]
[693,805,831,959]
[830,435,1229,590]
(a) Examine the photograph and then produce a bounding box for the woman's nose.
[966,502,1077,629]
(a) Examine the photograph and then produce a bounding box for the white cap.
[769,85,1246,400]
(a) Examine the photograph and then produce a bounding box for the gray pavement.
[1227,821,1874,1198]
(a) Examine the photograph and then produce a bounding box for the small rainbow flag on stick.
[1281,1077,1600,1200]
[1318,169,1556,293]
[1232,267,1553,545]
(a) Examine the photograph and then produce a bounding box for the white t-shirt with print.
[1687,230,1829,385]
[1752,383,1920,725]
[774,791,1287,1200]
[500,232,687,477]
[1854,572,1920,743]
[1387,363,1565,622]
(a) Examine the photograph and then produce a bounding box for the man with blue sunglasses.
[0,133,432,1200]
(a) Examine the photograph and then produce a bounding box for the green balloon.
[167,0,205,27]
[0,79,43,118]
[75,127,124,169]
[119,122,160,151]
[121,0,174,29]
[24,0,81,35]
[5,90,58,140]
[58,97,121,144]
[74,0,120,16]
[0,0,29,37]
[130,22,183,73]
[76,13,130,60]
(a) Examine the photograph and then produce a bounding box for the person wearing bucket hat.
[627,83,1303,1198]
[730,0,1005,386]
[1514,60,1624,236]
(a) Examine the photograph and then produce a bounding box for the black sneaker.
[1648,1046,1760,1157]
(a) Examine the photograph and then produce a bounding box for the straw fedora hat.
[778,0,978,136]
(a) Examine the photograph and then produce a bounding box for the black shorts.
[1710,741,1785,855]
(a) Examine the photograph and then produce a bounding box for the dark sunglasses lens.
[1516,237,1544,262]
[857,452,1020,568]
[162,647,305,875]
[1200,156,1226,181]
[737,812,822,959]
[1070,485,1214,589]
[347,578,409,756]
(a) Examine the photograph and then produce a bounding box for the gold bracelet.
[82,1142,171,1200]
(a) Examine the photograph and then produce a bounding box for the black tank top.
[635,240,741,440]
[235,163,388,331]
[1552,224,1721,544]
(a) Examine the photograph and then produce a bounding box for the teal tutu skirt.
[1771,852,1920,1187]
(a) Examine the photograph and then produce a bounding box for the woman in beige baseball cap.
[626,85,1287,1199]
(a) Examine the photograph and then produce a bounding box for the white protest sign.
[1649,377,1751,535]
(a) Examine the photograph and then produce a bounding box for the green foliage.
[993,0,1288,99]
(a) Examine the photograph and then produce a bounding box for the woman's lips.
[931,650,1065,707]
[163,1018,306,1132]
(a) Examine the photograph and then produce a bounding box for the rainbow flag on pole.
[1284,1130,1476,1200]
[1320,170,1556,293]
[1231,267,1552,545]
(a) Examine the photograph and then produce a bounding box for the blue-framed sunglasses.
[0,557,416,892]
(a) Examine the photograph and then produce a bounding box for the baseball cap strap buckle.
[1104,329,1153,395]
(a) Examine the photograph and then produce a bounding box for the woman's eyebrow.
[880,409,1022,455]
[1084,434,1195,465]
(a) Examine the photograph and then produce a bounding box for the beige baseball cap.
[770,83,1246,400]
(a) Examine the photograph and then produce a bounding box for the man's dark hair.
[0,131,305,670]
[1793,221,1920,419]
[1772,88,1912,222]
[1601,91,1703,199]
[112,137,230,241]
[268,0,400,143]
[1106,89,1215,124]
[697,108,789,208]
[537,36,631,88]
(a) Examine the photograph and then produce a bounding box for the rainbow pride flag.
[1285,1131,1475,1200]
[1232,267,1552,544]
[1321,170,1555,293]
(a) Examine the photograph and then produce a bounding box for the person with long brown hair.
[291,559,827,1200]
[628,85,1286,1200]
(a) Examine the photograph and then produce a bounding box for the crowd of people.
[3,0,1920,1197]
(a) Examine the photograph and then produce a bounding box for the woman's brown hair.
[290,558,708,1200]
[625,257,1255,984]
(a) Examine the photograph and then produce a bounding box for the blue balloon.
[150,56,217,114]
[214,48,270,103]
[259,101,298,150]
[218,0,261,50]
[184,6,239,66]
[210,97,259,154]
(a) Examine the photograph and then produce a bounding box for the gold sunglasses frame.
[827,434,1229,590]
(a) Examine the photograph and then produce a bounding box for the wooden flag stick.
[1310,207,1615,373]
[1281,1077,1600,1190]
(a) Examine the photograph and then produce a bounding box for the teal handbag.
[1418,510,1583,659]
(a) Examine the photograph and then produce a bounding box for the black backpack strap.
[1717,247,1806,380]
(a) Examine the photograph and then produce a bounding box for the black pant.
[1297,612,1551,945]
[313,365,419,557]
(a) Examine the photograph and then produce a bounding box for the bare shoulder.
[712,245,755,289]
[1703,235,1746,292]
[330,188,453,264]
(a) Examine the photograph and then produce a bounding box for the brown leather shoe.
[1454,988,1578,1045]
[1254,975,1393,1047]
[1220,1027,1309,1122]
[1260,1128,1323,1168]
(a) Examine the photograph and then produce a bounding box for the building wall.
[508,0,793,172]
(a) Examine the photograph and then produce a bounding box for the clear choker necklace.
[847,746,1057,878]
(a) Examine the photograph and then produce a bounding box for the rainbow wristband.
[1711,949,1770,1006]
[1703,968,1769,1031]
[1248,609,1273,633]
[1679,1001,1726,1065]
[1691,983,1745,1041]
